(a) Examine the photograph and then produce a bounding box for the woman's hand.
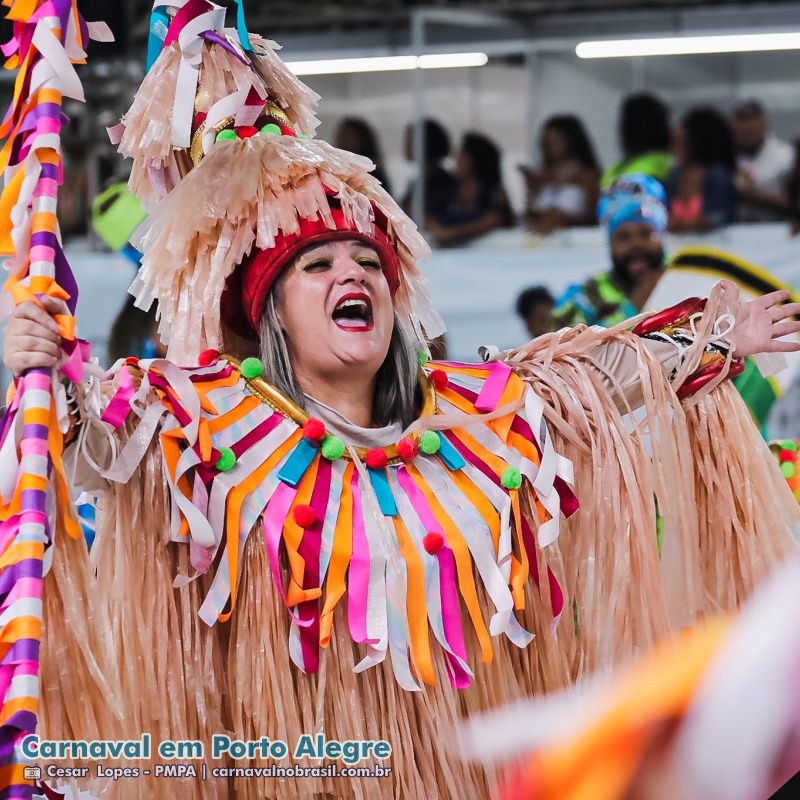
[2,296,65,376]
[721,281,800,360]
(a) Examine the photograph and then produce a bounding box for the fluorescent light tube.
[287,52,488,76]
[576,32,800,59]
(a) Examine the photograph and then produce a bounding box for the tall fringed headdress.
[115,1,444,364]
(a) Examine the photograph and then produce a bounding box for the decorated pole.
[0,1,109,796]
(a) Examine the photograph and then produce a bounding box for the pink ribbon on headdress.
[162,0,213,49]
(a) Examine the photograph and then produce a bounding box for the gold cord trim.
[221,355,436,462]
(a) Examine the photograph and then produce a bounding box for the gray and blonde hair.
[258,280,420,428]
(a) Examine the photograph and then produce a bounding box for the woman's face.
[274,239,395,385]
[542,127,569,163]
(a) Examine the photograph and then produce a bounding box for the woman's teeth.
[332,298,373,329]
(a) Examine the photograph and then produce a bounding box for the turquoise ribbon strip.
[436,432,466,472]
[277,439,318,487]
[232,0,252,51]
[145,6,171,72]
[368,468,398,517]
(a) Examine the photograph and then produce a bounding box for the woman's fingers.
[6,317,61,345]
[763,338,800,353]
[13,334,62,359]
[14,300,61,333]
[769,302,800,321]
[39,295,69,317]
[3,335,61,375]
[757,289,792,309]
[771,320,800,338]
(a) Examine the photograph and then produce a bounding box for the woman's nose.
[334,256,369,283]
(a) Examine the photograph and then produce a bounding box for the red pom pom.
[366,448,388,469]
[293,504,317,528]
[280,125,297,137]
[429,369,449,391]
[237,125,259,139]
[303,418,326,441]
[198,348,219,367]
[423,532,444,555]
[124,356,140,367]
[780,449,796,463]
[397,437,419,461]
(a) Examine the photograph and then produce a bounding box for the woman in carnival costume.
[3,6,800,799]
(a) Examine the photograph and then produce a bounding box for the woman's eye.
[357,259,381,270]
[302,259,331,272]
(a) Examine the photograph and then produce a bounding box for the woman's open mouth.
[332,292,374,332]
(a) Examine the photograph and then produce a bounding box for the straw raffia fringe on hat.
[130,134,444,364]
[115,34,320,204]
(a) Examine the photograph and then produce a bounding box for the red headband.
[220,206,400,339]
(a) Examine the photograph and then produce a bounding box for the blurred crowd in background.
[58,92,800,249]
[331,94,800,248]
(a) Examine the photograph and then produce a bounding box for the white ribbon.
[31,19,85,101]
[171,6,226,148]
[200,88,249,154]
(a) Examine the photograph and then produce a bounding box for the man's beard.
[611,248,665,293]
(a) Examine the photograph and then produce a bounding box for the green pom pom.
[215,129,237,142]
[781,461,796,479]
[215,447,236,471]
[782,440,799,453]
[420,431,440,455]
[501,467,522,490]
[417,349,429,367]
[297,133,308,140]
[261,123,282,136]
[321,436,346,461]
[240,357,263,380]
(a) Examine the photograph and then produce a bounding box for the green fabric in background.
[601,151,673,189]
[733,357,779,430]
[91,183,147,252]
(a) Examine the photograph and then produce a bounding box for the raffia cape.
[32,312,798,800]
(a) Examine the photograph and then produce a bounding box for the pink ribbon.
[1,37,19,58]
[162,0,213,48]
[547,567,564,634]
[262,481,310,626]
[0,578,42,613]
[100,365,135,429]
[474,361,512,413]
[296,459,332,672]
[347,470,371,645]
[436,546,471,688]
